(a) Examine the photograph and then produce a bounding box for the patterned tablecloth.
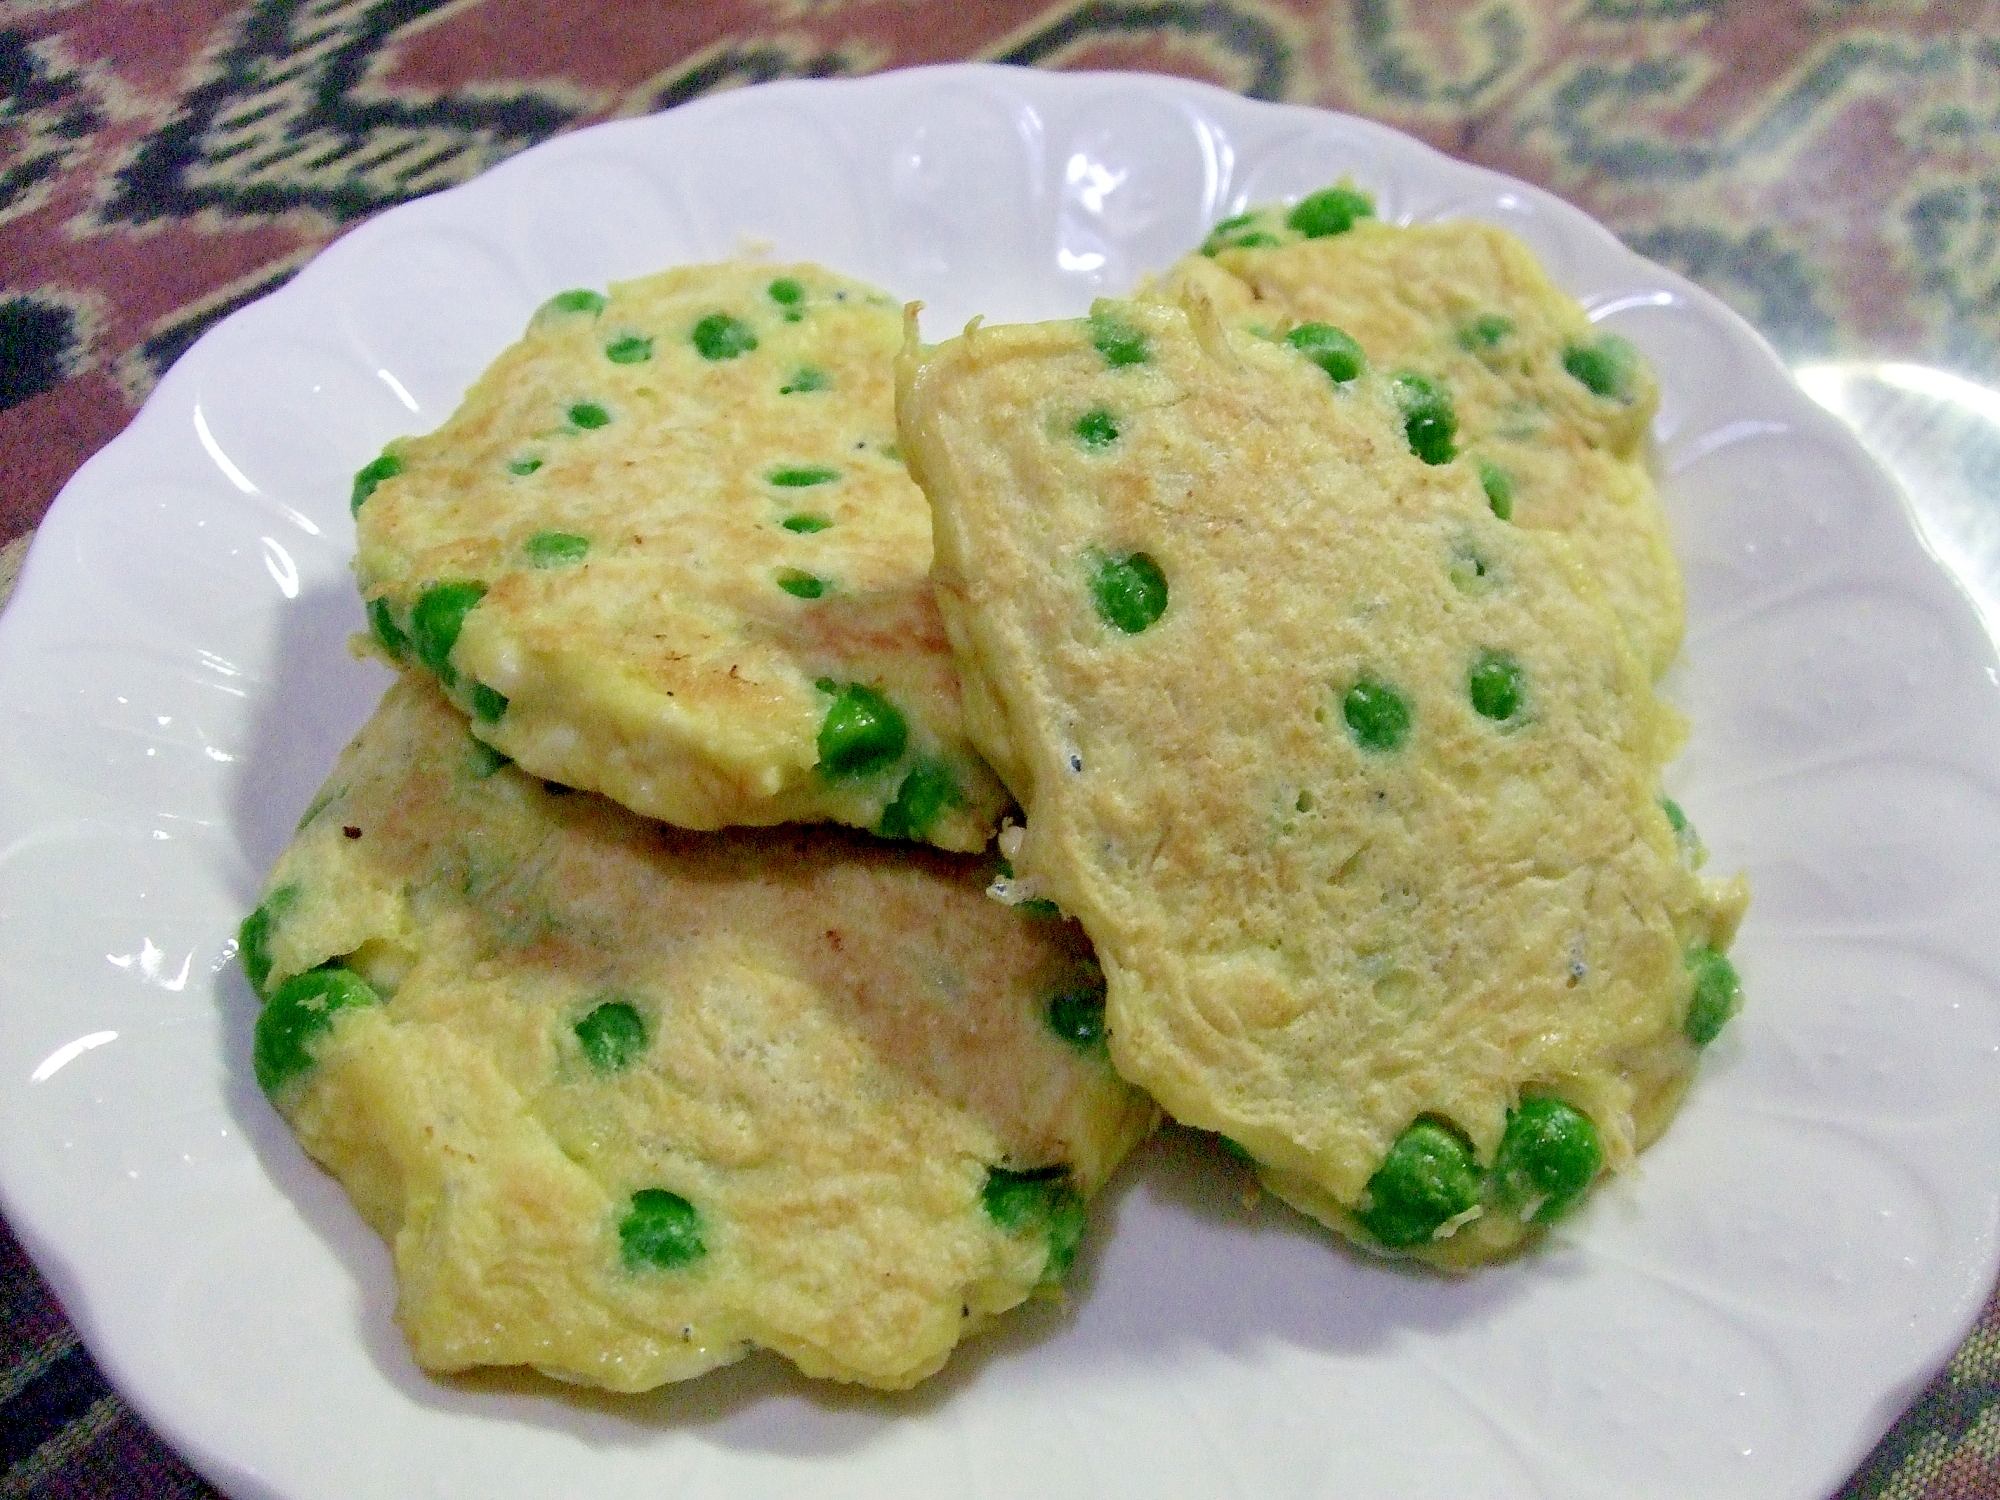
[2,3,1998,1496]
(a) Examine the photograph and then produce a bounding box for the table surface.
[3,2,1999,1496]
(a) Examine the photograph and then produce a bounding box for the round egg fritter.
[352,262,1007,851]
[897,287,1746,1270]
[241,677,1154,1390]
[1156,202,1683,679]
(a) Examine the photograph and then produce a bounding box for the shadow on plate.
[225,576,392,880]
[288,1123,1578,1461]
[213,580,1576,1462]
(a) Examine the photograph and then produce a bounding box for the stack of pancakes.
[243,199,1745,1392]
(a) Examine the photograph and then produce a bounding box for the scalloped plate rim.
[2,62,1998,1500]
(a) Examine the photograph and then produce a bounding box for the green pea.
[1468,650,1524,722]
[1684,946,1742,1045]
[411,580,487,686]
[1045,986,1107,1051]
[779,367,829,395]
[981,1166,1087,1283]
[367,597,409,662]
[692,313,757,361]
[1491,1097,1602,1223]
[768,465,838,487]
[605,335,653,364]
[1089,309,1150,368]
[574,999,647,1072]
[1202,228,1280,255]
[571,402,613,430]
[984,1168,1064,1240]
[254,965,380,1098]
[238,883,301,999]
[1357,1118,1480,1248]
[776,569,826,599]
[619,1189,704,1270]
[1287,184,1374,239]
[468,735,510,779]
[1045,1199,1088,1280]
[469,683,508,723]
[767,277,804,307]
[545,288,606,316]
[525,530,590,567]
[1661,796,1705,865]
[1089,550,1168,634]
[349,452,402,515]
[878,758,964,840]
[1285,322,1365,383]
[817,683,907,777]
[1477,458,1515,519]
[782,514,831,534]
[1563,334,1641,399]
[1343,678,1411,752]
[1074,408,1120,448]
[506,457,543,476]
[1200,213,1264,258]
[1392,372,1457,465]
[1457,314,1514,351]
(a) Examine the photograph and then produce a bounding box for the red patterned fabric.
[4,3,1999,1496]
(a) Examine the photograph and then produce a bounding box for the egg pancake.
[897,286,1745,1268]
[352,262,1007,850]
[239,676,1154,1389]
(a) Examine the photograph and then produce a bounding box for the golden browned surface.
[253,677,1153,1389]
[1157,216,1683,677]
[354,261,1006,849]
[899,288,1744,1268]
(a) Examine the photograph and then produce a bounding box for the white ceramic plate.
[4,64,1998,1500]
